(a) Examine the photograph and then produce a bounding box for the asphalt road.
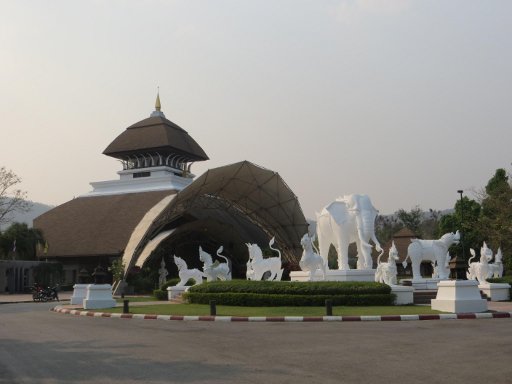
[1,302,512,384]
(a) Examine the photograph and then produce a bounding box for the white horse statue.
[246,237,283,281]
[488,247,504,278]
[402,231,460,281]
[467,242,493,283]
[375,241,399,285]
[299,233,326,281]
[199,245,232,282]
[173,255,205,287]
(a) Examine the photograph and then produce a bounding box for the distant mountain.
[0,200,54,231]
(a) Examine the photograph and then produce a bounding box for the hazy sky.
[1,0,511,219]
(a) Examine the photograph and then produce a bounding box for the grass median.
[98,303,441,317]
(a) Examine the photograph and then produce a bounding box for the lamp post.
[457,190,465,263]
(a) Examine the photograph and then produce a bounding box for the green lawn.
[115,296,156,303]
[98,304,441,316]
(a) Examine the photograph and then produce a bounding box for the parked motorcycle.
[32,284,59,302]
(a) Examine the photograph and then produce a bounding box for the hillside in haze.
[0,200,53,231]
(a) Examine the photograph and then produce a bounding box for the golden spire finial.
[155,87,161,111]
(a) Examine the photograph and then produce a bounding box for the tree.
[477,168,512,271]
[438,196,482,260]
[375,214,402,243]
[0,167,31,226]
[396,206,423,235]
[0,222,45,260]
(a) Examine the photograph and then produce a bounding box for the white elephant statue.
[402,231,460,282]
[316,194,382,270]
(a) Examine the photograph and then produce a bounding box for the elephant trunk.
[356,210,380,248]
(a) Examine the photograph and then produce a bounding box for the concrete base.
[167,285,189,300]
[83,284,116,309]
[70,284,88,305]
[289,269,376,282]
[391,285,414,305]
[402,278,444,290]
[479,283,511,301]
[431,280,488,313]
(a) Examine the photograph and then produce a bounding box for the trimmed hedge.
[189,280,391,295]
[184,292,394,306]
[488,276,512,284]
[184,280,394,306]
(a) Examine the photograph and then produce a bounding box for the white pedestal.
[167,285,189,300]
[391,285,414,305]
[479,283,511,301]
[289,269,376,282]
[431,280,488,313]
[83,284,116,309]
[70,284,88,305]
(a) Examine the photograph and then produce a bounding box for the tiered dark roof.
[103,116,209,162]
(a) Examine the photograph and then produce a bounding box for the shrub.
[184,292,395,307]
[160,278,195,291]
[184,280,394,307]
[189,280,391,296]
[153,289,168,301]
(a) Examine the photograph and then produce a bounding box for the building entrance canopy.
[126,161,309,273]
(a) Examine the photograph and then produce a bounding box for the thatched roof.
[33,190,176,258]
[103,116,209,162]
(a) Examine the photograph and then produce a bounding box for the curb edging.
[51,306,512,322]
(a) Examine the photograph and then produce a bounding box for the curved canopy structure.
[125,161,309,273]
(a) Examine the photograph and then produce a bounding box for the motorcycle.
[32,284,59,302]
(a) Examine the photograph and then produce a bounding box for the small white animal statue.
[375,241,399,285]
[299,233,326,281]
[158,257,169,288]
[246,237,284,281]
[467,242,493,283]
[488,247,504,278]
[432,252,452,279]
[173,255,205,287]
[199,245,232,282]
[402,231,460,281]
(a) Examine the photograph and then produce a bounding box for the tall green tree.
[0,222,45,260]
[477,168,512,271]
[396,206,423,235]
[438,196,482,261]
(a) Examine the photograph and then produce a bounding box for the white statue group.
[171,237,286,286]
[165,193,503,288]
[467,242,503,284]
[171,246,232,287]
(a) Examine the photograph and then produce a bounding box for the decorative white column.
[83,284,117,309]
[70,284,88,305]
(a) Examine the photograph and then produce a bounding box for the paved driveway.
[2,302,512,383]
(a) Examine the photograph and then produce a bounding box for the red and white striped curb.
[51,306,512,322]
